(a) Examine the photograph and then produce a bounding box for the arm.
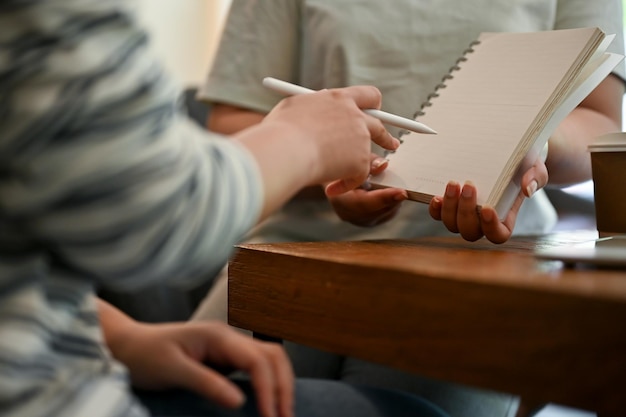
[208,104,265,134]
[207,104,330,200]
[546,74,624,185]
[98,298,294,417]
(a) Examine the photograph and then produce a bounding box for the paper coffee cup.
[588,132,626,237]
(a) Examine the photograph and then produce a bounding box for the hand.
[263,86,400,195]
[108,320,294,417]
[428,157,548,244]
[328,154,408,226]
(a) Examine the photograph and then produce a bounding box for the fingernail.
[394,191,408,201]
[371,158,388,170]
[445,182,457,198]
[526,180,538,197]
[461,185,473,199]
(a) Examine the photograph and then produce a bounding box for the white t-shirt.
[200,0,626,242]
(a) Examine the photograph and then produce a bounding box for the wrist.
[97,298,141,358]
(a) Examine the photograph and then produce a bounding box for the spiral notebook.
[370,27,623,219]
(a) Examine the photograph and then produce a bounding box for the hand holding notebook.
[370,27,624,220]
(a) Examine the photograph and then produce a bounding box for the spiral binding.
[393,39,481,147]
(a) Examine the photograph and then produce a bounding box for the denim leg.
[340,358,519,417]
[134,377,450,417]
[292,378,450,417]
[284,343,518,417]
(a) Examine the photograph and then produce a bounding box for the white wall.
[135,0,232,88]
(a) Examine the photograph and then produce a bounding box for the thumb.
[369,155,389,176]
[325,177,364,196]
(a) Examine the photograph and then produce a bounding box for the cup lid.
[588,132,626,152]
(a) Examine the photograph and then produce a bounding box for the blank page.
[372,28,602,209]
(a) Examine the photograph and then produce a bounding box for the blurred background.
[135,0,232,88]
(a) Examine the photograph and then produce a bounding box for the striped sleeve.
[0,0,264,290]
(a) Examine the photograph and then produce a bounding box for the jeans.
[134,377,450,417]
[284,343,520,417]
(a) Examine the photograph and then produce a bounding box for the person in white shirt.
[195,1,625,416]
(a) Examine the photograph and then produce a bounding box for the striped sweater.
[0,1,263,416]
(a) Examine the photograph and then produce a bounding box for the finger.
[521,158,548,198]
[172,351,247,409]
[339,84,383,111]
[479,190,524,244]
[494,191,525,241]
[440,181,461,233]
[261,343,295,417]
[479,205,513,244]
[193,324,282,417]
[340,87,398,151]
[503,191,525,230]
[429,196,443,220]
[329,188,406,226]
[456,182,483,241]
[348,187,407,211]
[369,154,389,176]
[325,176,366,196]
[244,345,279,417]
[365,116,400,151]
[478,206,510,244]
[212,336,278,417]
[332,188,405,210]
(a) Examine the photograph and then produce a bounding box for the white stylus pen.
[262,77,437,135]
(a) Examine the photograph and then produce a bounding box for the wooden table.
[227,232,626,416]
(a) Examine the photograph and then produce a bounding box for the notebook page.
[371,28,601,209]
[495,50,622,217]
